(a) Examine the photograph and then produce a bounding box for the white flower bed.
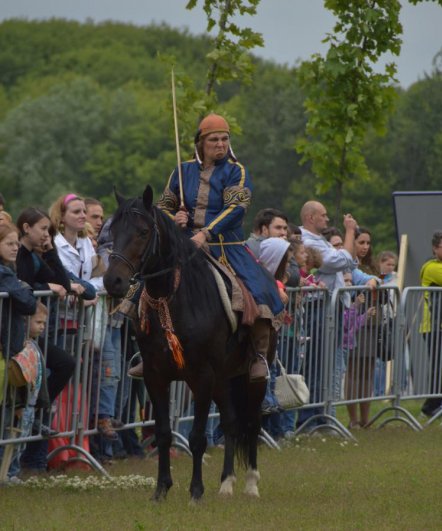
[22,474,156,491]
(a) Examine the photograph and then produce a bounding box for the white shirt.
[54,233,104,291]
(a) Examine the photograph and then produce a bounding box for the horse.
[103,185,267,501]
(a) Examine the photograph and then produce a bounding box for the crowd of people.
[0,113,441,483]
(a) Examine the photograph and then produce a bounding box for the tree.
[295,0,402,221]
[171,0,264,151]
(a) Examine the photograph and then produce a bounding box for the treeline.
[0,19,441,252]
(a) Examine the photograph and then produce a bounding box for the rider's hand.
[174,210,189,228]
[191,231,207,249]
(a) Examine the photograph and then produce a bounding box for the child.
[301,246,326,288]
[256,238,290,432]
[2,303,49,482]
[259,237,291,305]
[377,251,398,285]
[342,272,377,429]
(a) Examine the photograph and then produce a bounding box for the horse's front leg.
[213,383,236,496]
[146,375,173,501]
[187,371,215,501]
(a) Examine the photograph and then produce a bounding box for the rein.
[139,269,185,369]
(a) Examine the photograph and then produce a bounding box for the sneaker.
[249,355,270,382]
[7,476,23,485]
[127,361,144,379]
[32,419,59,438]
[111,418,125,429]
[421,398,442,418]
[97,418,119,441]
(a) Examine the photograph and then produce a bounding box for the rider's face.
[202,133,230,164]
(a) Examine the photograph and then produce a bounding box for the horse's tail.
[229,374,265,468]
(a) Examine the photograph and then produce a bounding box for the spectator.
[298,201,359,431]
[420,231,442,418]
[47,194,107,468]
[245,208,288,258]
[377,251,398,285]
[0,222,37,482]
[0,211,12,226]
[322,227,344,250]
[16,207,76,471]
[0,223,37,357]
[85,198,104,238]
[346,226,381,427]
[8,303,50,480]
[343,274,377,428]
[86,201,123,461]
[257,237,291,438]
[355,227,379,276]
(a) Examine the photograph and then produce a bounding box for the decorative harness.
[109,205,185,369]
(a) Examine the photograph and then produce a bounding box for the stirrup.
[249,354,270,382]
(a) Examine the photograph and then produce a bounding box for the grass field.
[1,404,442,530]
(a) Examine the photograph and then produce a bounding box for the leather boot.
[249,318,271,383]
[249,354,270,382]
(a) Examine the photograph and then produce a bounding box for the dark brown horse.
[104,185,266,501]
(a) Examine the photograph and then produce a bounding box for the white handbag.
[274,357,310,410]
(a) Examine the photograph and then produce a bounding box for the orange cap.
[197,114,230,138]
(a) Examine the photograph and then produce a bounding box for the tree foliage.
[0,15,441,254]
[296,0,402,220]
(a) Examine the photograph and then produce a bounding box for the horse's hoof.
[244,485,260,497]
[244,469,260,497]
[189,496,204,506]
[219,475,236,496]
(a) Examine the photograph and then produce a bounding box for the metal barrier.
[2,284,442,479]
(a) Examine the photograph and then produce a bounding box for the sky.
[1,0,442,88]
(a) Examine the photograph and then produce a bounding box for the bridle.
[109,206,170,283]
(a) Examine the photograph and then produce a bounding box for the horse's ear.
[114,186,125,206]
[142,185,153,211]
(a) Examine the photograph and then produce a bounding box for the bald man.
[300,201,358,293]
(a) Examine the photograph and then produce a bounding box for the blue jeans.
[0,404,35,477]
[90,326,121,419]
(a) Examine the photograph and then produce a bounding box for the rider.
[156,113,284,381]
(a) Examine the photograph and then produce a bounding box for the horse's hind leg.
[244,379,266,497]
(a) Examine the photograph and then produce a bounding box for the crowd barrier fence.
[1,283,442,476]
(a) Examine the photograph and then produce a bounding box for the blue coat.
[0,263,37,356]
[157,155,284,317]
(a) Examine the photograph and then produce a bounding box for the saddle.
[204,252,260,330]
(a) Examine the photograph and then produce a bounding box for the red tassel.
[165,330,185,369]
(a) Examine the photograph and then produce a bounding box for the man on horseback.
[156,114,285,381]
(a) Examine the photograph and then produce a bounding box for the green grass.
[1,410,442,530]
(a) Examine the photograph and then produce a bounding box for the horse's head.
[104,185,160,298]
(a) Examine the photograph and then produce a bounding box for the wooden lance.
[171,68,185,210]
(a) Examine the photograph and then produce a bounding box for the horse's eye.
[139,229,149,237]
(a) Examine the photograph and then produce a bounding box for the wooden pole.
[171,68,185,209]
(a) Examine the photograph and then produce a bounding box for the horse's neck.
[144,272,175,300]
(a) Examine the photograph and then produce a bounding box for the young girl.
[302,246,326,288]
[343,271,377,429]
[0,222,37,482]
[377,250,398,285]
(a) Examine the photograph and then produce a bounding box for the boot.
[127,361,144,379]
[249,318,272,383]
[97,417,119,441]
[249,354,270,382]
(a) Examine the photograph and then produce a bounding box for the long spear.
[171,67,185,210]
